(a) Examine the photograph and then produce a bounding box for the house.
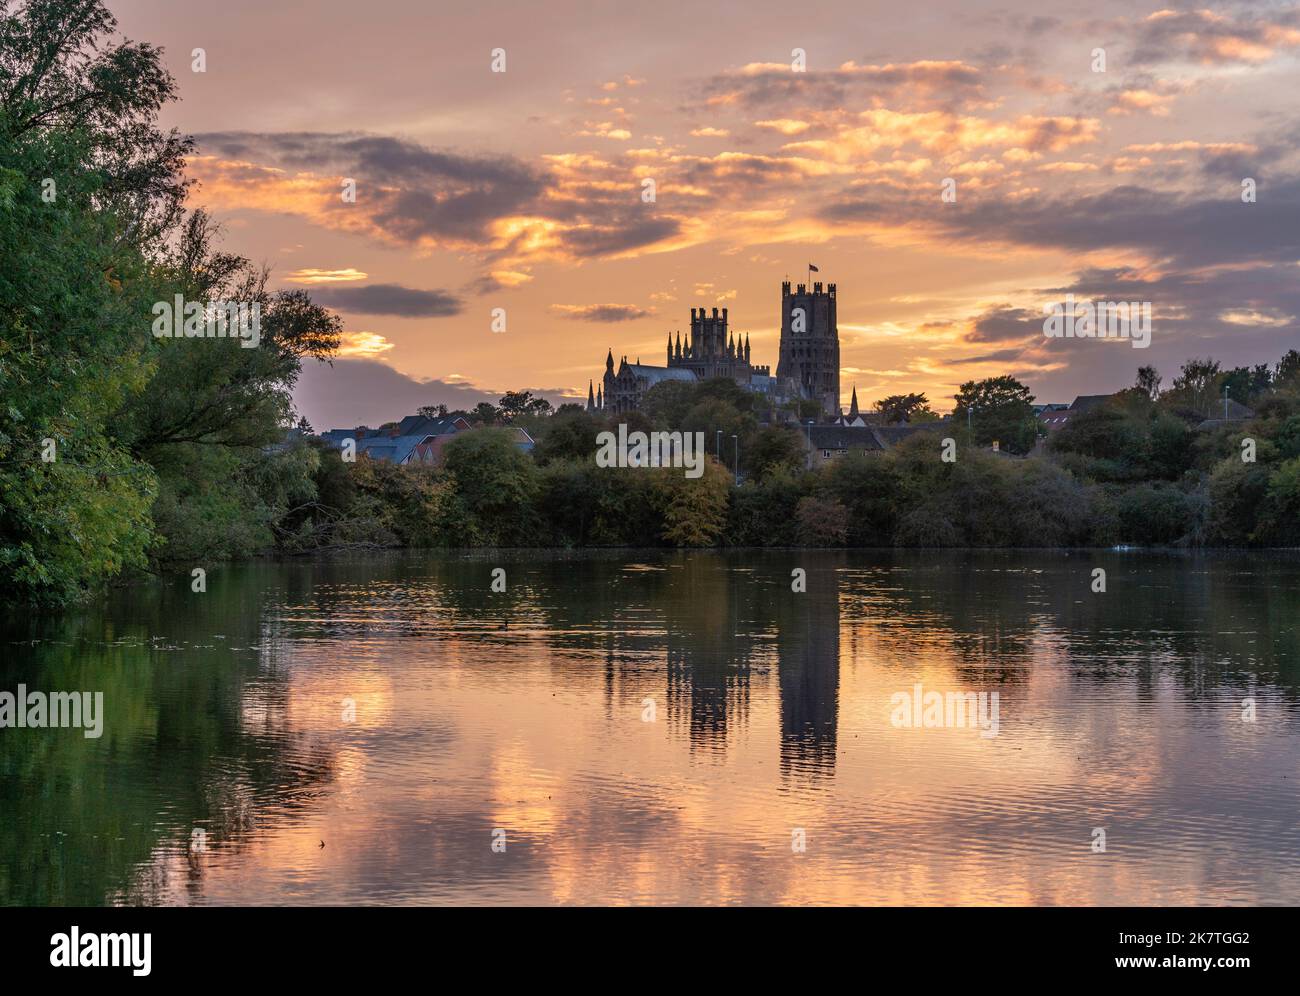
[318,414,534,465]
[416,424,535,464]
[806,425,884,465]
[1037,394,1114,432]
[354,433,442,465]
[1197,397,1256,430]
[1038,409,1075,431]
[395,414,472,436]
[805,423,943,466]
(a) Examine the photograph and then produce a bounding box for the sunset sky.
[111,0,1300,429]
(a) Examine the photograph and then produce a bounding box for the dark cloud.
[552,304,653,322]
[197,131,547,242]
[697,61,985,112]
[463,273,514,296]
[195,131,689,261]
[933,178,1300,270]
[559,215,682,258]
[952,348,1030,364]
[309,283,463,317]
[968,306,1041,343]
[679,153,812,188]
[1132,8,1300,66]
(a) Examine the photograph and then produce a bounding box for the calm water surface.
[3,550,1299,906]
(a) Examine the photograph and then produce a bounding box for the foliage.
[952,375,1038,453]
[0,0,175,602]
[795,496,850,546]
[875,392,934,424]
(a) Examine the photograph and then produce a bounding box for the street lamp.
[805,419,815,470]
[731,434,739,484]
[716,429,722,459]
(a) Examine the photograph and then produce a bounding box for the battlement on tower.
[782,280,836,298]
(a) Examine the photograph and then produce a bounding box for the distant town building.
[1197,397,1256,429]
[805,423,942,466]
[1037,395,1112,432]
[318,414,533,465]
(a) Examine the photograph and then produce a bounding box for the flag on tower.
[808,263,820,272]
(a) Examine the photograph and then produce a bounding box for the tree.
[1276,349,1300,389]
[654,460,730,546]
[747,425,805,480]
[0,0,186,601]
[1049,407,1149,481]
[820,451,902,545]
[795,496,849,546]
[0,0,194,242]
[1136,365,1161,400]
[1166,357,1222,416]
[467,401,500,425]
[1256,457,1300,545]
[498,389,552,421]
[436,429,539,545]
[114,211,342,563]
[1221,365,1272,405]
[783,398,823,421]
[952,376,1037,453]
[418,404,449,419]
[875,392,934,424]
[532,406,602,465]
[641,379,697,426]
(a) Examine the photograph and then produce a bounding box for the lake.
[3,549,1299,906]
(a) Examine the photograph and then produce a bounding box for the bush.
[795,496,850,546]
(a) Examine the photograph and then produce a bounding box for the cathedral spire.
[606,348,614,371]
[849,385,859,417]
[587,380,595,412]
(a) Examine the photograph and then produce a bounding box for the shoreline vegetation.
[3,2,1300,608]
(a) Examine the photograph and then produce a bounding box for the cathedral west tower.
[776,281,840,415]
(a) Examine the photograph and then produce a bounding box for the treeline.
[277,346,1300,555]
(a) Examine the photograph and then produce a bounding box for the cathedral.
[588,280,841,416]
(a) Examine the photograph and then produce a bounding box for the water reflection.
[2,550,1299,905]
